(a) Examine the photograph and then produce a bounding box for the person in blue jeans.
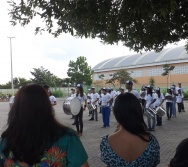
[101,88,111,128]
[165,88,173,120]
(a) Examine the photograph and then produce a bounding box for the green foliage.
[30,66,63,87]
[8,0,188,52]
[52,88,64,97]
[149,77,155,87]
[184,91,188,99]
[0,77,31,89]
[98,74,105,80]
[162,64,175,88]
[106,69,137,86]
[67,56,92,85]
[162,64,175,76]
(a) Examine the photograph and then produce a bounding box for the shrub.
[52,89,64,97]
[184,90,188,98]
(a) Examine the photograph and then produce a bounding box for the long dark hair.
[113,93,150,142]
[1,84,70,165]
[147,87,153,97]
[156,89,161,98]
[76,86,84,97]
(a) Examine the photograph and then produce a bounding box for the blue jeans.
[146,109,156,129]
[102,106,110,127]
[166,102,172,118]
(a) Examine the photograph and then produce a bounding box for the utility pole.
[8,37,15,96]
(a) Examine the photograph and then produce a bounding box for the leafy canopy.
[106,69,137,86]
[30,66,63,87]
[8,0,188,52]
[67,56,92,85]
[162,64,175,77]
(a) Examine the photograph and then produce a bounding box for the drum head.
[70,97,81,115]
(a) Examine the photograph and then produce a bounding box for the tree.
[162,64,175,88]
[149,77,155,87]
[106,69,137,86]
[8,0,188,52]
[30,66,62,87]
[67,56,92,85]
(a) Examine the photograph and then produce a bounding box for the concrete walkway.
[0,99,188,167]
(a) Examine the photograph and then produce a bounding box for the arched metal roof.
[92,46,188,72]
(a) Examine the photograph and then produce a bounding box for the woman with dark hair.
[155,87,165,126]
[0,84,89,167]
[75,84,87,137]
[100,93,160,167]
[165,88,173,120]
[168,138,188,167]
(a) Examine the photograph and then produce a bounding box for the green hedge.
[52,89,64,97]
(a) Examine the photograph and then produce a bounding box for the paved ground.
[0,99,188,167]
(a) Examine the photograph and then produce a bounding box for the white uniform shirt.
[49,95,56,105]
[177,87,184,98]
[165,93,172,103]
[70,93,76,97]
[111,90,117,98]
[176,94,182,103]
[145,94,156,109]
[140,90,146,99]
[91,92,99,105]
[101,94,111,106]
[125,89,141,99]
[87,93,92,103]
[154,93,165,107]
[77,93,87,105]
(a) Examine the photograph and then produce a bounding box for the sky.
[0,1,185,84]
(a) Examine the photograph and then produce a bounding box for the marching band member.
[125,80,141,102]
[87,89,92,116]
[145,85,156,131]
[140,85,146,112]
[75,84,87,137]
[165,88,173,120]
[70,88,76,123]
[155,87,165,126]
[101,88,111,128]
[176,88,183,113]
[171,84,178,117]
[89,87,99,121]
[177,82,185,112]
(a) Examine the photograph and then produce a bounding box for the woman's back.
[100,93,160,167]
[100,130,160,167]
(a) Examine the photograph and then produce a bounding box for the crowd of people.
[75,81,185,133]
[0,82,187,166]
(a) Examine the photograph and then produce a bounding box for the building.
[92,46,188,88]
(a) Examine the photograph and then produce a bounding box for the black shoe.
[95,119,98,121]
[72,122,76,125]
[156,124,160,126]
[89,118,94,121]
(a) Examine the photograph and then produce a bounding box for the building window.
[148,68,163,76]
[129,70,142,77]
[172,65,188,74]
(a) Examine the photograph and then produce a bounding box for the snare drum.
[87,103,96,111]
[63,97,81,115]
[143,109,154,119]
[149,107,157,115]
[156,106,166,117]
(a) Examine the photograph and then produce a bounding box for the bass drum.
[63,97,81,116]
